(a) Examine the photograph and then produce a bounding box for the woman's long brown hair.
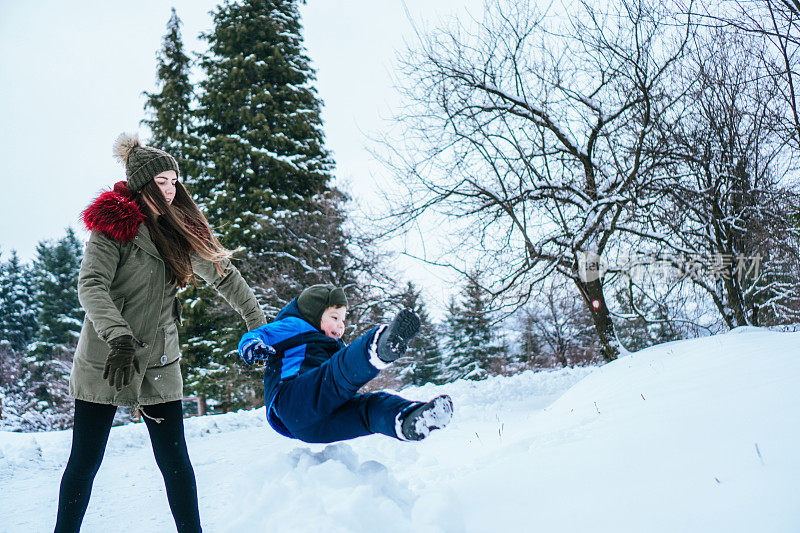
[135,179,230,287]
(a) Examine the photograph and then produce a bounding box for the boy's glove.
[239,338,276,366]
[103,335,141,391]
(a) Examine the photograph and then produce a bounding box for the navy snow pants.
[269,326,417,443]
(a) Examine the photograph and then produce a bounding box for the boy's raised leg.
[374,309,420,364]
[287,392,415,443]
[398,394,454,441]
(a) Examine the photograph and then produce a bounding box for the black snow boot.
[376,309,421,363]
[399,395,454,441]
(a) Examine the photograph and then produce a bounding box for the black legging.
[54,400,201,532]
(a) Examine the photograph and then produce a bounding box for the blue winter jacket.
[238,298,345,434]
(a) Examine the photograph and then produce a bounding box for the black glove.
[103,335,141,391]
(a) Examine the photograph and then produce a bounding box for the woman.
[55,133,266,532]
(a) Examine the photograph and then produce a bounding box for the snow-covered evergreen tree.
[192,0,352,304]
[0,250,38,351]
[31,229,83,351]
[0,341,28,430]
[141,8,231,414]
[516,309,541,366]
[395,282,445,386]
[441,296,479,381]
[26,229,82,422]
[0,340,74,432]
[142,0,354,411]
[441,274,506,381]
[142,7,197,171]
[31,239,81,323]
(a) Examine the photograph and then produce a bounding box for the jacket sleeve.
[238,323,273,354]
[78,231,135,343]
[191,254,267,330]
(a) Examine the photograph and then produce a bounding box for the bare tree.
[516,279,599,368]
[648,28,800,327]
[690,0,800,149]
[378,0,692,360]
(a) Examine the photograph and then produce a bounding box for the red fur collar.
[82,181,145,242]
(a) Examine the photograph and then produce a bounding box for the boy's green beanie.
[297,284,348,329]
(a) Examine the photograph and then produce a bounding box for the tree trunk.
[574,277,620,362]
[222,389,231,414]
[722,275,749,327]
[197,395,207,417]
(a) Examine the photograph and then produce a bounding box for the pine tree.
[141,7,196,169]
[194,0,352,411]
[395,282,445,386]
[0,250,38,351]
[193,0,351,303]
[441,273,505,381]
[179,288,260,414]
[0,341,30,430]
[441,296,476,381]
[141,0,354,411]
[141,8,234,413]
[32,229,83,350]
[516,308,541,367]
[28,228,83,416]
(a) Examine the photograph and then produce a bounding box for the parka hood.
[81,181,145,242]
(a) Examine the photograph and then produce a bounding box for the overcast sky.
[0,0,484,308]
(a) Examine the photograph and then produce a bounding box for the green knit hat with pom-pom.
[113,132,179,192]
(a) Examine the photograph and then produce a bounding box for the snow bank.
[1,328,798,532]
[447,328,800,532]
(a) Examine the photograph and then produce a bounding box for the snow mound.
[218,443,416,532]
[1,328,798,532]
[449,328,800,532]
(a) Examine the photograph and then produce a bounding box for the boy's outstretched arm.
[238,327,276,366]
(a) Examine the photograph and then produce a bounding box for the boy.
[238,284,453,443]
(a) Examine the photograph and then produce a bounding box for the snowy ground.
[1,327,799,532]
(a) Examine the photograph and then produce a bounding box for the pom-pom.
[112,132,142,164]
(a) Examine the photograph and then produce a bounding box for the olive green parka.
[70,182,266,407]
